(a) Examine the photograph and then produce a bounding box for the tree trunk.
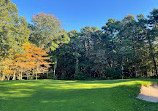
[112,52,115,71]
[147,31,158,77]
[134,60,137,77]
[27,73,29,80]
[133,42,137,77]
[12,72,16,80]
[36,67,38,80]
[121,70,124,79]
[120,56,124,79]
[2,72,5,81]
[112,40,115,71]
[54,60,57,76]
[85,41,88,56]
[53,65,56,77]
[36,73,37,80]
[75,57,79,76]
[131,29,138,78]
[47,71,48,79]
[7,76,10,80]
[20,71,22,80]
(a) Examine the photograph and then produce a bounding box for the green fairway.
[0,79,158,111]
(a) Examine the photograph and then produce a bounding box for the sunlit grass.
[44,80,151,90]
[0,79,158,111]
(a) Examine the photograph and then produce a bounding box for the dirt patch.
[137,84,158,102]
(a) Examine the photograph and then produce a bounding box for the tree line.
[0,0,158,80]
[52,10,158,80]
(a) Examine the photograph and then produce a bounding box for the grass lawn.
[0,79,158,111]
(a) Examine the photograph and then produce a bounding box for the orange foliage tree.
[0,43,51,81]
[0,49,18,80]
[16,43,51,80]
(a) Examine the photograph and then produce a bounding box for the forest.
[0,0,158,81]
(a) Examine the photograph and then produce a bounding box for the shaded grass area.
[0,79,158,111]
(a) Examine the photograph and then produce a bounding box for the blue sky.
[11,0,158,32]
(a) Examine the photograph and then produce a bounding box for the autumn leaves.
[0,43,50,80]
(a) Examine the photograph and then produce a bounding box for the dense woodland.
[0,0,158,80]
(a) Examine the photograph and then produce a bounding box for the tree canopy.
[0,0,158,80]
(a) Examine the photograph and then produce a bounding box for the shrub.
[106,68,122,79]
[74,72,87,80]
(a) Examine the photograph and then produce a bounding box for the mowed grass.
[0,79,158,111]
